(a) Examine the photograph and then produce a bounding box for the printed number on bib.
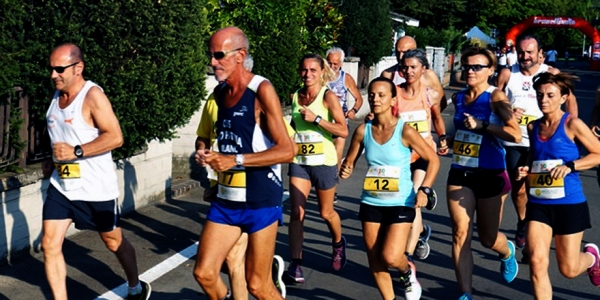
[295,132,325,165]
[400,110,429,134]
[452,130,483,168]
[528,159,565,199]
[518,114,538,126]
[218,170,246,188]
[217,169,247,202]
[363,166,400,192]
[55,163,81,179]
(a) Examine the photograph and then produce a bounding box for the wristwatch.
[351,107,358,114]
[74,145,84,158]
[481,120,490,130]
[419,186,433,196]
[313,115,322,125]
[235,154,245,167]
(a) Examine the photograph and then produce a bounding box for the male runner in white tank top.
[496,35,578,255]
[42,43,150,300]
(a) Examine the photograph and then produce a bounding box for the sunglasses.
[48,62,80,74]
[460,64,490,72]
[207,47,244,60]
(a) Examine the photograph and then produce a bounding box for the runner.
[325,47,364,171]
[195,55,289,299]
[193,26,294,300]
[515,72,600,298]
[496,35,578,256]
[447,47,521,300]
[42,43,151,300]
[340,76,440,300]
[397,49,448,261]
[285,53,348,283]
[380,36,448,111]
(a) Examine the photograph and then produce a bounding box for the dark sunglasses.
[207,47,244,60]
[460,64,490,72]
[48,62,80,74]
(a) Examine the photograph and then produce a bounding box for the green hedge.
[4,0,209,160]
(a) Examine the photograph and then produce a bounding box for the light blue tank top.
[361,120,416,207]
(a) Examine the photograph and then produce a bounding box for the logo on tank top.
[47,115,57,129]
[64,118,74,124]
[233,106,248,117]
[522,81,531,91]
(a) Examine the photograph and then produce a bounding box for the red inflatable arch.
[505,16,600,71]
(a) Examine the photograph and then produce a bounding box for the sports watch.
[235,154,245,167]
[313,115,322,126]
[74,145,84,158]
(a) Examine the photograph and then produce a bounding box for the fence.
[0,88,51,172]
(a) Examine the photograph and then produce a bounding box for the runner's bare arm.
[488,89,521,143]
[496,68,511,91]
[565,117,600,170]
[344,73,363,119]
[318,91,349,138]
[401,124,440,189]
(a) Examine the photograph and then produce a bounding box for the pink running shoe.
[584,243,600,286]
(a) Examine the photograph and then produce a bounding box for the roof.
[465,26,496,45]
[390,12,419,27]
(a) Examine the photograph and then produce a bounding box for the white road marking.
[95,242,199,300]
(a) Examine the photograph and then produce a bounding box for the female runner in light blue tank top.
[340,77,440,300]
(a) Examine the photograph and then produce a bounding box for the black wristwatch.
[351,107,358,114]
[419,186,433,196]
[565,161,576,172]
[74,145,84,158]
[481,120,490,130]
[313,115,322,125]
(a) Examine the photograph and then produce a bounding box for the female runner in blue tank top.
[340,77,440,300]
[447,47,522,300]
[515,73,600,298]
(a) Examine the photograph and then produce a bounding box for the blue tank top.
[328,70,348,113]
[214,75,283,209]
[361,120,416,207]
[452,87,506,170]
[528,113,584,205]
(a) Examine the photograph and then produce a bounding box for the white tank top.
[503,64,549,147]
[46,81,119,201]
[392,65,406,85]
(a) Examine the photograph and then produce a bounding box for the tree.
[16,0,209,159]
[337,0,393,66]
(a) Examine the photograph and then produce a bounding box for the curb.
[170,179,201,198]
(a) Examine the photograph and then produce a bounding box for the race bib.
[518,114,538,126]
[295,132,325,165]
[217,169,247,202]
[528,159,565,199]
[452,130,483,168]
[55,163,81,179]
[363,166,400,198]
[400,110,429,136]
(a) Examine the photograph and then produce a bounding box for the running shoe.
[284,261,305,284]
[127,280,151,300]
[399,262,422,300]
[332,236,347,271]
[514,221,526,249]
[415,224,432,260]
[425,189,438,210]
[272,255,286,297]
[458,292,473,300]
[584,243,600,286]
[333,192,338,204]
[500,241,519,283]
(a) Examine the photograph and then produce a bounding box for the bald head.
[395,36,417,62]
[210,26,249,51]
[52,43,83,63]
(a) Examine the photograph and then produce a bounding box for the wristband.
[565,161,576,172]
[351,107,358,114]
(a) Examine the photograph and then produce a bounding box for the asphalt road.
[1,69,600,300]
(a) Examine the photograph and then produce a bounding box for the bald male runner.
[381,36,448,111]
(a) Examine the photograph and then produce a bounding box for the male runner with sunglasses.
[42,43,150,300]
[496,35,578,258]
[193,26,295,300]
